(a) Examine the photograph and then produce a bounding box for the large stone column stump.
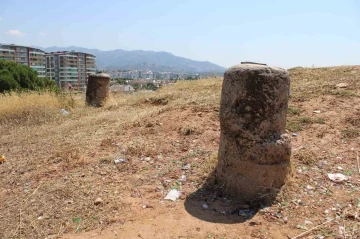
[86,73,111,107]
[216,63,291,203]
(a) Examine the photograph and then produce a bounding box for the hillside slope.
[0,66,359,238]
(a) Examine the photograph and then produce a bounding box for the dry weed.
[292,147,317,165]
[341,128,360,139]
[0,92,61,126]
[286,116,325,132]
[345,115,360,127]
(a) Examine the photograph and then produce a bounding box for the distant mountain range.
[38,46,226,73]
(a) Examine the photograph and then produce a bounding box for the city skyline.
[0,42,202,88]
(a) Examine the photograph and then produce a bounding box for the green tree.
[0,60,58,93]
[143,82,158,91]
[132,83,140,91]
[0,69,20,92]
[115,78,128,85]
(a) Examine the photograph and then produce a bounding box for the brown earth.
[0,66,360,239]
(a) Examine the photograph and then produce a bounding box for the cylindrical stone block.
[86,73,110,107]
[216,63,291,203]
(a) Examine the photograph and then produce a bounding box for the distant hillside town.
[105,70,200,93]
[0,43,206,91]
[106,70,200,80]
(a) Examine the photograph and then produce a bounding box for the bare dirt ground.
[1,66,360,239]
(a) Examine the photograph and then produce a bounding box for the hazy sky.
[1,0,360,68]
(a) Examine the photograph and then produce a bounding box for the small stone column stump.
[216,63,291,203]
[86,73,110,107]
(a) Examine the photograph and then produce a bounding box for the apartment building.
[139,70,153,79]
[129,70,139,79]
[0,44,46,77]
[46,51,96,90]
[158,72,172,79]
[108,70,129,79]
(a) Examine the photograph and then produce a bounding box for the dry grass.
[289,66,360,100]
[341,128,360,139]
[292,147,317,165]
[0,92,62,126]
[0,78,223,238]
[1,66,360,238]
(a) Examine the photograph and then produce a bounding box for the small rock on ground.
[94,197,103,205]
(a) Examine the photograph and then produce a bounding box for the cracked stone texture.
[216,63,291,202]
[86,73,110,107]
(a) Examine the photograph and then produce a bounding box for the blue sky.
[1,0,360,68]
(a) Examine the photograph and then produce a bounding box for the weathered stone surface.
[216,63,291,202]
[86,73,110,107]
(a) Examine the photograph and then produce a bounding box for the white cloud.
[7,29,23,37]
[0,16,2,21]
[39,32,47,36]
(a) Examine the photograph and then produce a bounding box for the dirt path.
[64,196,294,239]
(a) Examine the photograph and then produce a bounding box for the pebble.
[239,209,255,217]
[114,158,128,164]
[94,197,103,205]
[182,164,191,170]
[306,185,315,190]
[249,221,261,226]
[142,204,154,209]
[336,83,349,88]
[179,175,187,182]
[202,203,209,209]
[304,220,313,225]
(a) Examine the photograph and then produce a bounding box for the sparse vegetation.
[288,107,302,116]
[1,66,360,238]
[287,116,326,132]
[341,128,360,139]
[286,120,303,132]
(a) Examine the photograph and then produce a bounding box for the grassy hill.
[0,66,359,238]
